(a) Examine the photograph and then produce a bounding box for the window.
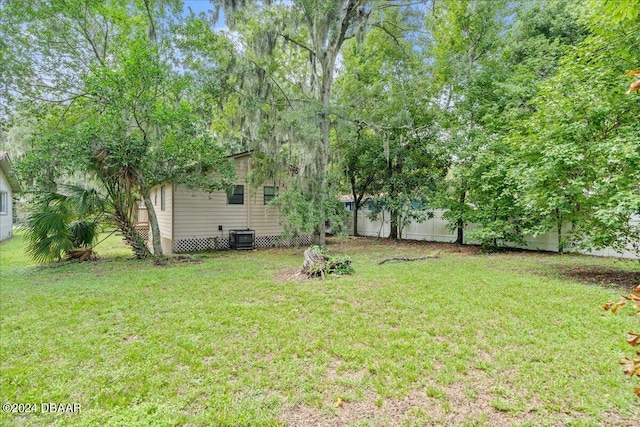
[154,189,157,206]
[0,192,7,214]
[264,186,278,204]
[228,185,244,205]
[160,186,166,211]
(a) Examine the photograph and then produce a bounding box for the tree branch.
[371,23,408,55]
[280,33,316,57]
[377,251,441,265]
[73,6,106,66]
[143,0,157,42]
[246,58,295,108]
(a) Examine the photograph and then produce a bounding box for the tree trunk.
[317,58,333,248]
[455,191,466,245]
[350,177,359,237]
[557,213,564,254]
[389,209,398,240]
[456,219,464,245]
[387,156,398,239]
[143,195,163,255]
[113,203,151,259]
[353,205,359,237]
[137,173,163,256]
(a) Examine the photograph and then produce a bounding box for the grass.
[1,232,639,426]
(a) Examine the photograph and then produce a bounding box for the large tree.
[335,9,449,239]
[427,0,514,245]
[511,0,640,254]
[2,0,234,257]
[213,0,419,246]
[429,0,594,250]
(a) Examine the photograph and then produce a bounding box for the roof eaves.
[0,152,22,192]
[227,150,252,159]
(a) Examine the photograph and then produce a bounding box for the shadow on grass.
[558,265,640,290]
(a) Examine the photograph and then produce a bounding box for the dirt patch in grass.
[278,387,539,426]
[559,265,640,291]
[279,357,530,426]
[278,377,632,427]
[153,255,203,266]
[274,268,312,282]
[279,356,638,426]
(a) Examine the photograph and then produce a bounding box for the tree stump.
[301,247,329,278]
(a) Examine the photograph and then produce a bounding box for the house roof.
[227,150,252,159]
[0,151,21,192]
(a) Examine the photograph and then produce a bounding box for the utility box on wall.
[229,229,255,250]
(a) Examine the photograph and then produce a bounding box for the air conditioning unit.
[229,229,255,250]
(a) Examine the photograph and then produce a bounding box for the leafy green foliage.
[461,142,531,251]
[303,245,354,278]
[326,255,355,275]
[24,186,105,263]
[3,0,234,257]
[25,202,74,264]
[3,0,639,260]
[510,0,640,254]
[214,1,420,246]
[273,184,345,240]
[336,10,449,239]
[428,0,515,245]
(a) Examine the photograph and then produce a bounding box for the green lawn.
[1,233,639,426]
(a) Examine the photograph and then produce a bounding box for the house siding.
[173,186,247,240]
[0,169,13,242]
[171,155,290,252]
[174,156,250,243]
[148,154,311,253]
[248,186,283,236]
[148,184,173,254]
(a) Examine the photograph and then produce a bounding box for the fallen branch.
[65,248,95,262]
[63,229,118,262]
[377,251,440,265]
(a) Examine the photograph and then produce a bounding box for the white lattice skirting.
[135,228,149,240]
[172,234,313,253]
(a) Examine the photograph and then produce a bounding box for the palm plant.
[24,185,106,263]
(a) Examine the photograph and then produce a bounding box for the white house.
[0,152,21,242]
[145,152,312,253]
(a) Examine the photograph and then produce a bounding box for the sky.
[183,0,216,16]
[183,0,227,29]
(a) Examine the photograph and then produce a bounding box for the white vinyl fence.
[344,205,640,260]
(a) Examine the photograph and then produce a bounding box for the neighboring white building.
[144,152,311,254]
[0,152,21,242]
[342,198,640,260]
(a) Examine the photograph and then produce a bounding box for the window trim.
[0,192,7,215]
[228,185,244,205]
[263,186,278,205]
[160,186,166,211]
